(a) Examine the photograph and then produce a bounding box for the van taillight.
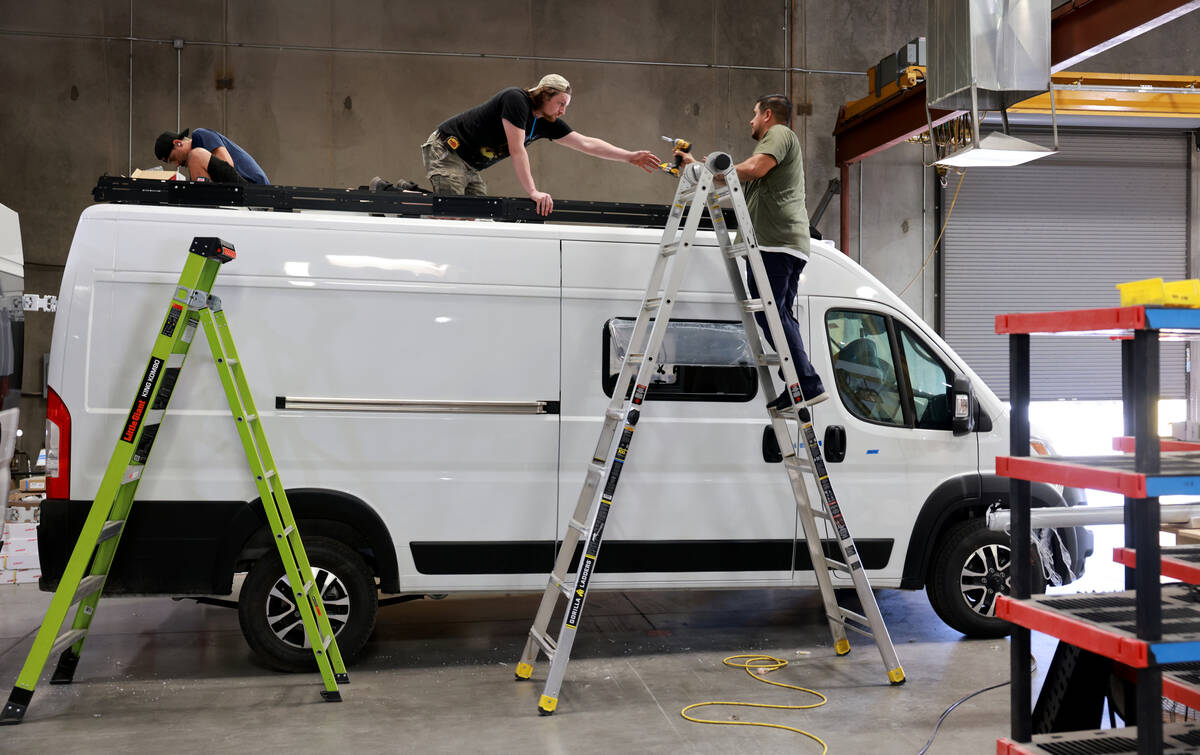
[46,386,70,499]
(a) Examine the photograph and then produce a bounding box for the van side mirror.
[952,374,976,437]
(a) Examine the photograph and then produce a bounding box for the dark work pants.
[745,252,825,398]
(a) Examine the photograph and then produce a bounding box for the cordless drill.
[658,136,692,176]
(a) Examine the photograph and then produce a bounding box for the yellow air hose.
[681,654,828,753]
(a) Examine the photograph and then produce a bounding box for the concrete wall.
[1,1,1197,457]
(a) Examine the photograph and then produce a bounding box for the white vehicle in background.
[38,198,1091,670]
[0,204,25,532]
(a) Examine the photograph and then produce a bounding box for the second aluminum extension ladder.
[515,153,905,715]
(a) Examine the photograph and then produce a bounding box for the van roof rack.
[91,175,738,229]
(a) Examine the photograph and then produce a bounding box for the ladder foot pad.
[0,687,33,725]
[320,690,343,703]
[334,673,349,684]
[50,650,81,685]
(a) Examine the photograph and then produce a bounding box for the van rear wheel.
[927,518,1045,638]
[238,537,378,672]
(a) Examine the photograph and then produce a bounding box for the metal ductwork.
[928,0,1051,111]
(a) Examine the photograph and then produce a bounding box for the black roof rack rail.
[91,176,739,230]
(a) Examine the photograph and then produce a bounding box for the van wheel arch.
[225,488,401,594]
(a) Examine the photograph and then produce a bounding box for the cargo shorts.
[420,130,488,196]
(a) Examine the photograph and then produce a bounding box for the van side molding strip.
[275,396,560,415]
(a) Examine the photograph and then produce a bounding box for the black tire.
[927,518,1045,638]
[238,537,378,672]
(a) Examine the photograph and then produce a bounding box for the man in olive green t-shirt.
[677,94,826,410]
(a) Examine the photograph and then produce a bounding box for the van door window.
[825,311,905,426]
[898,325,954,431]
[602,318,757,402]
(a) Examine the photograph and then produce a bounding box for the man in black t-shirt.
[421,74,661,215]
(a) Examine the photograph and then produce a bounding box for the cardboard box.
[18,477,45,493]
[2,536,39,558]
[0,553,38,571]
[2,522,37,540]
[0,569,41,585]
[131,168,182,180]
[4,500,39,523]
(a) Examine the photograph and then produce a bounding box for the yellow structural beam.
[1010,72,1200,118]
[842,66,927,123]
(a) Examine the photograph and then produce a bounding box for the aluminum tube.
[987,502,1200,530]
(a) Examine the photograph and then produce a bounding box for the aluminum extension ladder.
[515,153,906,715]
[1,238,348,725]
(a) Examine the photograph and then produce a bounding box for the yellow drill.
[659,136,692,176]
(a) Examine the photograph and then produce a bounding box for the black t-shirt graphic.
[437,88,573,170]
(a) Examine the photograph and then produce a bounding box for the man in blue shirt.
[154,128,270,184]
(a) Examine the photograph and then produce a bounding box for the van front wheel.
[927,518,1045,638]
[238,537,378,672]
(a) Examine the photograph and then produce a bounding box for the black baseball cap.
[154,129,191,161]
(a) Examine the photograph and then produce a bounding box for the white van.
[40,200,1091,670]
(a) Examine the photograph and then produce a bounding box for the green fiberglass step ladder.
[1,237,348,725]
[515,153,905,716]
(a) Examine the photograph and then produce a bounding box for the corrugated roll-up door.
[942,128,1189,401]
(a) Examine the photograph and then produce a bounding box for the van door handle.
[823,425,847,463]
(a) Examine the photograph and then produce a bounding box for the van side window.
[825,311,905,426]
[898,325,954,431]
[602,318,758,402]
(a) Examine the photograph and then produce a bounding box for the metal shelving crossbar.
[996,305,1200,337]
[997,585,1200,668]
[997,722,1200,754]
[1115,546,1200,585]
[997,452,1200,498]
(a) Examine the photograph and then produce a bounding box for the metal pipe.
[0,28,868,77]
[1051,83,1200,95]
[987,502,1200,530]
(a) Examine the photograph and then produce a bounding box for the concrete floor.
[0,582,1056,754]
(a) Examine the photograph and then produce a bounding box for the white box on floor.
[1,569,41,584]
[0,551,39,571]
[3,522,37,540]
[2,536,39,559]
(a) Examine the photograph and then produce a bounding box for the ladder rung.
[166,353,186,369]
[643,297,663,311]
[121,466,144,484]
[809,508,831,521]
[567,518,588,534]
[226,358,239,366]
[557,580,573,599]
[301,580,315,595]
[529,628,557,658]
[741,299,766,313]
[604,408,623,421]
[838,606,871,628]
[244,414,257,423]
[97,520,125,544]
[625,353,645,366]
[784,457,808,470]
[757,353,781,366]
[278,524,295,539]
[322,632,334,651]
[263,469,275,478]
[72,575,106,605]
[587,461,606,480]
[143,409,164,426]
[661,241,680,257]
[726,242,750,259]
[825,559,850,573]
[51,629,87,658]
